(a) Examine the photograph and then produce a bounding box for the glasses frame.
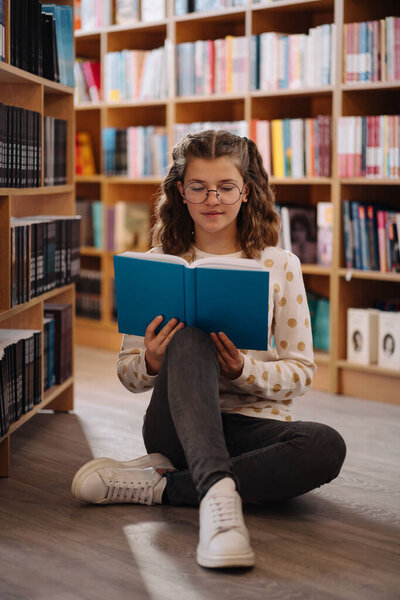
[183,182,245,205]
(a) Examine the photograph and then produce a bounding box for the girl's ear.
[242,182,250,202]
[177,181,186,203]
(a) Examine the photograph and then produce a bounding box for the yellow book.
[271,119,284,177]
[226,35,233,94]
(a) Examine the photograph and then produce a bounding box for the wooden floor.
[0,346,399,600]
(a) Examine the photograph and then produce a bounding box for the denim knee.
[311,423,347,479]
[167,326,217,360]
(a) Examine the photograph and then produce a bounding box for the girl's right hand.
[144,315,185,375]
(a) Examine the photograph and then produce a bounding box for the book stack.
[75,132,97,175]
[251,24,335,91]
[0,104,42,188]
[175,0,247,16]
[251,116,332,178]
[338,115,400,179]
[0,329,42,437]
[43,316,55,391]
[102,126,168,177]
[44,303,73,384]
[307,291,330,352]
[76,268,102,320]
[74,59,101,103]
[343,17,400,83]
[176,36,248,96]
[10,215,81,307]
[44,117,68,186]
[342,201,400,272]
[104,45,170,101]
[0,0,4,61]
[10,1,74,86]
[173,121,248,144]
[76,199,102,248]
[107,202,151,252]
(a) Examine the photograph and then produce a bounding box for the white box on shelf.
[347,308,379,365]
[378,311,400,370]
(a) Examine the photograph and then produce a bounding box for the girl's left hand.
[210,332,244,380]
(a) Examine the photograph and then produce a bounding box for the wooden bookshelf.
[74,0,400,404]
[0,0,76,476]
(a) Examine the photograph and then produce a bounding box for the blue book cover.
[113,252,270,350]
[350,201,362,269]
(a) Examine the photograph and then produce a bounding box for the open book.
[113,251,270,350]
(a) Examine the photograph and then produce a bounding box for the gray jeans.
[142,327,346,506]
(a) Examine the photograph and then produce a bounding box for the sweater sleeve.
[116,334,158,393]
[231,252,316,402]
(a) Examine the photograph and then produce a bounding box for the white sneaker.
[196,477,255,568]
[71,453,175,505]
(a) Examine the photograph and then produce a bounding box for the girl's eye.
[219,185,235,192]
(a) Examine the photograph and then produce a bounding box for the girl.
[71,130,346,569]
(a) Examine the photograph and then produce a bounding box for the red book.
[208,40,215,95]
[82,61,101,102]
[377,210,388,272]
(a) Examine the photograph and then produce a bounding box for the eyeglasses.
[183,182,244,205]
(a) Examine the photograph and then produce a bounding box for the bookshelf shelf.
[74,0,400,406]
[75,103,103,111]
[0,0,76,476]
[80,246,104,256]
[336,360,400,378]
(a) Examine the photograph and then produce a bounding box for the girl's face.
[177,156,249,243]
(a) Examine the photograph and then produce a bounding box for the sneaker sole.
[71,453,174,499]
[196,547,255,568]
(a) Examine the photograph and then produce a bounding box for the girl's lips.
[202,212,223,215]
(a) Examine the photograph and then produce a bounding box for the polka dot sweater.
[116,245,317,423]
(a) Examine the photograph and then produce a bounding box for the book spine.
[184,268,196,327]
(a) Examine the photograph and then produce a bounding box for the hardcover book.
[113,252,270,350]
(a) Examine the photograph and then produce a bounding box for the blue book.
[113,252,270,350]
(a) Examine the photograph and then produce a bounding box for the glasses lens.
[217,184,241,204]
[185,183,208,204]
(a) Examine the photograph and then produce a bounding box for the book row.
[10,215,81,308]
[338,115,400,179]
[173,121,248,144]
[175,0,247,15]
[102,127,168,178]
[177,37,248,96]
[74,59,101,104]
[342,201,400,273]
[0,104,41,188]
[0,303,73,437]
[347,308,400,370]
[77,0,167,30]
[44,117,68,186]
[10,1,74,86]
[251,116,332,178]
[76,269,102,320]
[276,202,333,267]
[105,45,169,102]
[343,17,400,83]
[251,24,335,91]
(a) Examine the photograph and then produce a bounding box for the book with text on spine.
[113,251,270,350]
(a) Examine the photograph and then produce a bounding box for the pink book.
[82,61,101,102]
[374,115,381,177]
[377,210,388,272]
[366,116,373,177]
[347,23,353,82]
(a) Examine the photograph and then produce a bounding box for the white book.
[347,308,379,365]
[141,0,165,23]
[378,311,400,370]
[280,207,292,252]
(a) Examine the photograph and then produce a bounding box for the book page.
[118,251,187,266]
[191,256,265,271]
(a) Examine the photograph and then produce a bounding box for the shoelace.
[208,494,242,534]
[105,478,154,505]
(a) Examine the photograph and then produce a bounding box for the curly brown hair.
[151,129,280,259]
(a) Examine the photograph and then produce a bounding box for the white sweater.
[116,245,317,422]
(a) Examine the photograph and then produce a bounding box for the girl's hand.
[145,315,185,375]
[210,332,244,380]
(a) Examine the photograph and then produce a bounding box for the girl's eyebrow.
[187,178,240,184]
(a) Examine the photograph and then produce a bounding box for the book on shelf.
[174,121,248,144]
[74,59,101,103]
[176,36,248,96]
[347,307,379,365]
[80,0,113,30]
[251,24,335,91]
[0,103,41,188]
[104,45,169,101]
[44,117,68,186]
[10,1,73,85]
[112,202,151,252]
[75,131,97,175]
[113,251,270,350]
[76,268,102,320]
[10,215,81,308]
[175,0,247,14]
[317,202,333,267]
[0,329,42,437]
[116,0,140,25]
[76,199,103,247]
[277,205,317,264]
[43,316,55,391]
[378,311,400,370]
[307,291,330,352]
[102,126,168,177]
[141,0,165,22]
[251,116,332,178]
[74,0,82,30]
[338,115,400,179]
[342,200,400,272]
[0,0,4,62]
[343,17,400,83]
[44,303,73,384]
